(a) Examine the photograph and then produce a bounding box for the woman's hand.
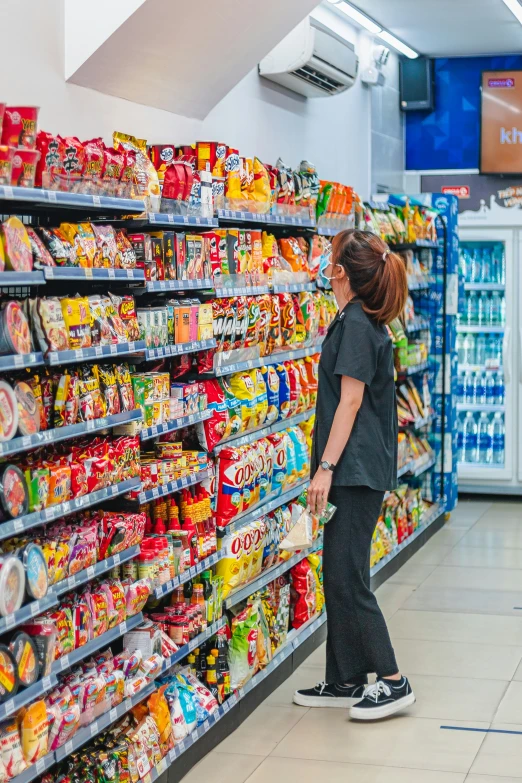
[307,467,333,516]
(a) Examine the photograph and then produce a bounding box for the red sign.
[441,185,470,199]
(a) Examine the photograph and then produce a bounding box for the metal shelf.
[140,409,211,441]
[0,272,45,286]
[464,282,505,291]
[46,340,146,366]
[52,545,141,596]
[146,213,218,227]
[456,403,505,413]
[161,617,227,673]
[138,468,211,504]
[0,477,141,542]
[51,612,144,675]
[456,325,505,333]
[0,352,44,371]
[0,674,58,722]
[145,278,213,292]
[391,240,438,250]
[217,208,316,228]
[44,267,145,281]
[0,186,145,213]
[213,409,315,455]
[213,341,323,377]
[214,284,271,297]
[271,282,316,294]
[0,594,59,636]
[154,550,223,600]
[144,337,216,361]
[0,409,142,458]
[397,454,436,478]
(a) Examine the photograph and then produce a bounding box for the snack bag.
[196,380,229,450]
[0,716,27,777]
[228,609,258,689]
[275,364,291,420]
[216,529,243,597]
[267,432,287,496]
[284,360,301,416]
[32,297,69,353]
[60,296,92,349]
[229,371,256,432]
[267,295,281,353]
[287,426,310,479]
[307,553,324,614]
[290,558,316,629]
[260,364,279,425]
[257,294,271,356]
[295,359,310,412]
[216,447,244,526]
[220,376,242,438]
[304,355,319,407]
[251,368,268,429]
[253,157,271,205]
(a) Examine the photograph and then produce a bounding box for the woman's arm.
[307,375,365,514]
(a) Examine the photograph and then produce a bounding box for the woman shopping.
[293,229,415,721]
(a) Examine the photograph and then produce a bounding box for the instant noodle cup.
[8,633,39,688]
[216,447,244,526]
[0,382,18,442]
[1,107,39,149]
[0,302,32,355]
[0,557,25,617]
[10,148,40,189]
[0,146,13,186]
[0,464,29,520]
[1,217,32,272]
[17,544,48,600]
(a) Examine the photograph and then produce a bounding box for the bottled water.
[456,372,465,404]
[481,247,492,283]
[467,291,479,325]
[475,333,487,366]
[493,372,505,405]
[456,333,465,365]
[485,335,496,364]
[489,292,502,325]
[485,372,495,405]
[477,412,492,464]
[500,295,506,325]
[463,411,478,463]
[457,414,465,462]
[478,292,490,326]
[463,334,476,365]
[459,249,469,283]
[492,246,502,284]
[490,413,505,465]
[500,247,506,285]
[464,371,475,404]
[473,372,486,405]
[470,249,482,283]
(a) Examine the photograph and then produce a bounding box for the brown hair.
[332,229,408,324]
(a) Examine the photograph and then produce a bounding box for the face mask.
[318,253,336,290]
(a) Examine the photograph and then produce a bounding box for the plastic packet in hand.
[297,489,336,524]
[279,504,313,552]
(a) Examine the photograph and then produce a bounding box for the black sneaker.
[293,681,366,708]
[349,677,415,720]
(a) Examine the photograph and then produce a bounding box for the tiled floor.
[181,499,522,782]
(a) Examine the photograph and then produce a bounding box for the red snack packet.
[216,447,244,526]
[290,559,316,629]
[162,161,188,202]
[118,149,136,197]
[83,138,105,193]
[70,460,88,498]
[59,136,85,187]
[35,131,60,188]
[278,293,295,346]
[102,146,125,196]
[197,380,229,450]
[170,354,192,378]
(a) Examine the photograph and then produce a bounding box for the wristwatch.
[320,460,336,472]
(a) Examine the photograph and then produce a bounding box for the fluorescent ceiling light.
[378,29,419,59]
[503,0,522,24]
[334,2,382,34]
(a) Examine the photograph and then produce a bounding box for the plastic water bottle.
[475,333,487,366]
[500,295,506,325]
[478,292,490,326]
[490,292,502,325]
[459,249,469,283]
[467,291,479,325]
[493,372,505,405]
[470,249,482,283]
[457,414,465,462]
[464,371,475,404]
[473,372,487,405]
[463,412,478,463]
[481,247,492,283]
[492,246,502,284]
[456,333,465,365]
[500,247,506,285]
[477,412,492,464]
[463,334,476,365]
[485,372,495,405]
[490,413,505,465]
[457,372,465,403]
[485,335,496,364]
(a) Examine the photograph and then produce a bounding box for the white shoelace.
[363,681,391,702]
[315,681,328,694]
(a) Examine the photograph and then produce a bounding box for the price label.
[4,699,14,716]
[110,344,117,354]
[119,621,127,636]
[62,501,71,514]
[95,346,103,356]
[189,566,196,577]
[13,519,24,533]
[149,213,156,224]
[193,727,199,740]
[126,269,134,278]
[36,758,46,774]
[178,739,185,752]
[238,687,245,699]
[113,553,120,565]
[152,487,159,498]
[222,701,229,712]
[151,426,158,436]
[44,507,55,520]
[128,342,135,352]
[3,186,13,198]
[87,565,95,580]
[160,281,166,290]
[60,655,69,670]
[110,708,117,723]
[181,476,187,487]
[13,355,23,368]
[4,614,15,630]
[92,195,101,207]
[167,214,174,224]
[30,601,41,617]
[108,269,115,278]
[203,719,209,732]
[90,721,99,736]
[47,190,57,203]
[85,268,93,279]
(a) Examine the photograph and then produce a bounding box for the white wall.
[0,0,401,200]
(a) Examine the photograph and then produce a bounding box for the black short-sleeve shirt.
[311,300,398,491]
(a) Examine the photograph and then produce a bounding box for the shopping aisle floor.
[181,499,522,782]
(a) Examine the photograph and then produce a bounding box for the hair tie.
[382,251,388,263]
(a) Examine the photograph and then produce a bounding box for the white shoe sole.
[293,692,360,708]
[349,692,416,721]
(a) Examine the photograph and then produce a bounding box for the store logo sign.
[441,185,470,199]
[500,127,522,144]
[488,77,515,88]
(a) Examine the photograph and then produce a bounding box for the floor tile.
[265,664,323,707]
[443,546,522,570]
[467,777,522,782]
[271,711,489,772]
[408,544,453,566]
[180,752,264,783]
[406,674,507,722]
[488,502,522,514]
[246,756,466,783]
[458,530,522,550]
[421,566,522,592]
[509,658,522,681]
[387,562,437,587]
[428,528,469,546]
[446,502,491,528]
[493,681,522,723]
[474,516,522,532]
[470,723,522,777]
[403,586,522,617]
[392,637,522,680]
[374,582,416,620]
[214,705,307,756]
[389,609,522,647]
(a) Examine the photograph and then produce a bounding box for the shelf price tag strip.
[52,545,141,596]
[138,468,211,505]
[140,410,212,442]
[154,550,224,599]
[213,409,315,455]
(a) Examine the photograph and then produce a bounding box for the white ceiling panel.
[350,0,522,56]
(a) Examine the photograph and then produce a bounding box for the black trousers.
[324,485,398,684]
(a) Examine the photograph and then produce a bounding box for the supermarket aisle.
[182,499,522,782]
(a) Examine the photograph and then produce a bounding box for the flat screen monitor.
[481,70,522,174]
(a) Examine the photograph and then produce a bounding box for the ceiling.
[349,0,522,57]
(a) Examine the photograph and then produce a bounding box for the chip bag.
[216,447,244,526]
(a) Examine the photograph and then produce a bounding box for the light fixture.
[377,30,419,59]
[326,1,419,58]
[503,0,522,24]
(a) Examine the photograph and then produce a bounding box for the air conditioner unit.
[259,17,359,98]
